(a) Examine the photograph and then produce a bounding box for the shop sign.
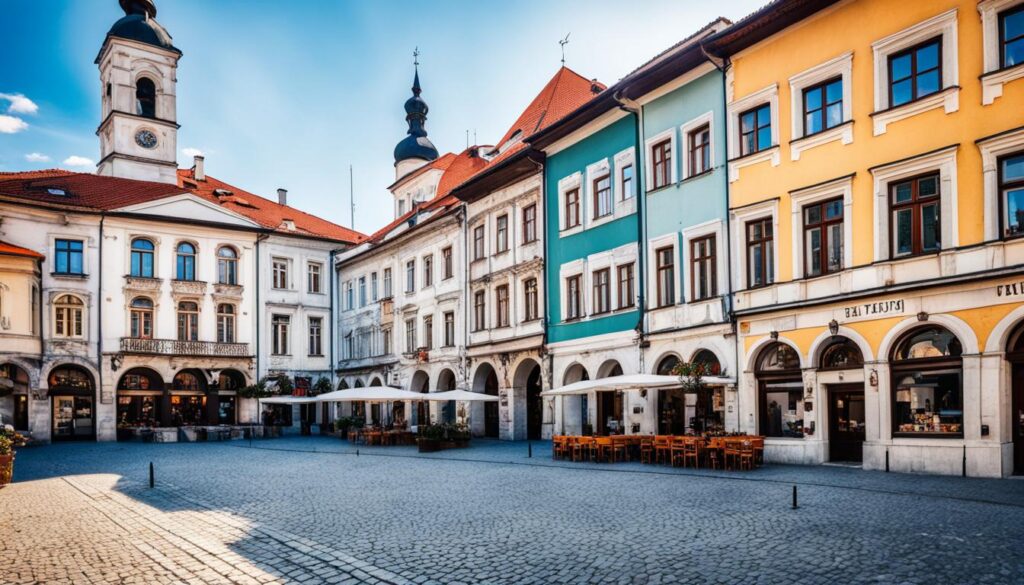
[842,299,904,319]
[996,281,1024,298]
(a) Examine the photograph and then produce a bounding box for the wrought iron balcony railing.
[120,337,250,357]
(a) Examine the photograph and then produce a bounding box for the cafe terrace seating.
[552,434,764,471]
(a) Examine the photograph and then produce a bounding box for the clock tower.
[96,0,181,184]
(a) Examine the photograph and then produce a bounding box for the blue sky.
[1,0,765,233]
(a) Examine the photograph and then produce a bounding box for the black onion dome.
[394,68,439,164]
[104,0,180,55]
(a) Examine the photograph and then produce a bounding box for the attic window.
[46,188,67,196]
[281,219,297,232]
[213,189,233,197]
[182,180,198,189]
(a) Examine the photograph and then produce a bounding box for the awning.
[258,395,318,405]
[422,389,499,402]
[539,373,737,397]
[312,386,427,403]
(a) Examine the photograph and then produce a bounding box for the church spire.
[393,49,439,168]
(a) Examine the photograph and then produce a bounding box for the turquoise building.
[529,20,737,436]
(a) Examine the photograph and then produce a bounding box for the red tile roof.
[177,170,365,243]
[492,67,605,154]
[0,240,44,260]
[0,168,364,244]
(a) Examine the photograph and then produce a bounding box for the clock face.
[135,129,158,149]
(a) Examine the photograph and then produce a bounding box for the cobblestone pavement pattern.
[2,437,1024,584]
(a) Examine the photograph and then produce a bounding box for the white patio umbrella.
[421,389,498,402]
[313,386,426,403]
[258,395,319,404]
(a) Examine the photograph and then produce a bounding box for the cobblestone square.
[2,437,1023,584]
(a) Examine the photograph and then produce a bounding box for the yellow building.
[0,240,43,433]
[707,0,1024,476]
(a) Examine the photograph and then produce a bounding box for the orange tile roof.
[177,170,365,243]
[492,67,605,153]
[0,168,364,244]
[0,240,44,260]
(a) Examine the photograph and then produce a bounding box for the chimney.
[591,79,602,94]
[193,155,205,181]
[277,188,288,206]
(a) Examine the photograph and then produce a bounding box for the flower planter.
[417,438,442,453]
[0,454,13,488]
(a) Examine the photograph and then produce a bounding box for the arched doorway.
[563,363,590,435]
[117,367,164,434]
[656,354,686,434]
[473,363,499,438]
[170,369,208,426]
[411,370,430,428]
[437,369,456,424]
[0,363,31,432]
[595,360,623,435]
[215,369,246,425]
[755,343,803,438]
[691,349,725,434]
[818,337,865,462]
[514,360,543,441]
[48,365,95,441]
[1007,323,1024,475]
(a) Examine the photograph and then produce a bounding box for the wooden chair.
[670,437,688,467]
[738,440,755,471]
[654,435,672,465]
[552,436,567,460]
[594,437,613,463]
[682,438,701,469]
[611,436,628,463]
[705,438,722,470]
[752,436,765,466]
[723,439,741,471]
[639,437,655,464]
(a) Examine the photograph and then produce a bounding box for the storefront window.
[756,343,804,438]
[117,395,160,427]
[170,395,205,426]
[891,326,963,437]
[218,396,236,425]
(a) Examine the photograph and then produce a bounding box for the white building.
[0,0,362,442]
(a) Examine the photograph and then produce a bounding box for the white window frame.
[52,293,86,339]
[870,145,959,262]
[308,315,324,357]
[870,8,960,135]
[613,147,636,203]
[271,313,291,356]
[585,158,613,229]
[681,220,726,303]
[726,82,781,182]
[586,250,613,316]
[644,127,678,192]
[980,0,1024,104]
[978,127,1024,240]
[789,176,855,279]
[730,199,780,291]
[307,261,323,294]
[680,111,715,178]
[609,243,638,311]
[558,172,583,236]
[788,52,854,160]
[647,233,679,308]
[271,257,290,290]
[371,272,379,301]
[558,259,585,322]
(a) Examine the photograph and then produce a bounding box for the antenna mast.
[559,33,571,65]
[349,165,355,230]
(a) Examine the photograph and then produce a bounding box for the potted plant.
[417,423,445,452]
[0,424,28,488]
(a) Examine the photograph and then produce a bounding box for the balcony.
[171,279,207,296]
[120,337,249,357]
[213,282,244,299]
[123,276,162,293]
[380,297,394,325]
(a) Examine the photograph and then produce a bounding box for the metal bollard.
[885,450,890,473]
[149,462,154,489]
[791,485,798,509]
[528,442,532,458]
[356,449,359,457]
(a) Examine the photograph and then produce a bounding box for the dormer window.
[136,77,156,118]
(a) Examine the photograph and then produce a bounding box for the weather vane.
[413,46,420,68]
[559,33,570,65]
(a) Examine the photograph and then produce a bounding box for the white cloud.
[62,155,95,168]
[25,152,50,163]
[0,114,28,134]
[181,147,204,158]
[0,93,38,115]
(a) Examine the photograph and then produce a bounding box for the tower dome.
[104,0,180,55]
[394,68,439,165]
